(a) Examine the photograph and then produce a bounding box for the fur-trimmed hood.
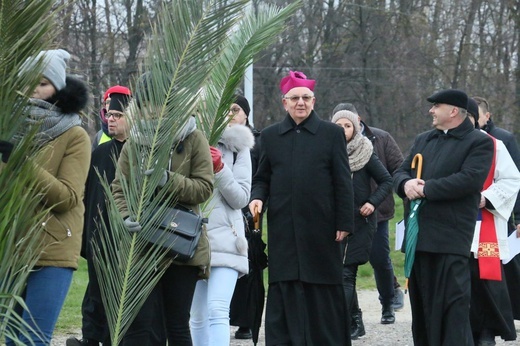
[218,124,254,153]
[50,76,89,114]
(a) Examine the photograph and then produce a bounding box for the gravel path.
[52,290,519,345]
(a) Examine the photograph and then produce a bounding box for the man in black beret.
[426,88,469,109]
[393,89,494,345]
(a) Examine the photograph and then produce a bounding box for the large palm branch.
[0,1,61,344]
[198,1,301,145]
[92,0,300,344]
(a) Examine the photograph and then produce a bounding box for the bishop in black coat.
[250,70,354,346]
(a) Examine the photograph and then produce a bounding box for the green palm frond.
[199,2,302,145]
[93,1,299,344]
[0,0,61,343]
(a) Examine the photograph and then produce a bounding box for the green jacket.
[34,126,91,269]
[112,129,214,278]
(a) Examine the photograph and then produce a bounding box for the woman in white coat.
[190,112,254,346]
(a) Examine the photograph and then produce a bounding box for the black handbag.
[144,205,207,262]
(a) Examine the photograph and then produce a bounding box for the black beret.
[234,95,250,116]
[426,89,468,110]
[108,93,131,113]
[466,98,479,128]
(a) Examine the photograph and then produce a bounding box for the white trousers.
[190,266,239,346]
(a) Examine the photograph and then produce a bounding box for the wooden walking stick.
[253,205,260,233]
[411,153,423,179]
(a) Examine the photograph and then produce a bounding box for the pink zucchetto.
[279,70,316,95]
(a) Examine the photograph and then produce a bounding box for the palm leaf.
[199,1,302,145]
[93,1,299,344]
[0,0,62,343]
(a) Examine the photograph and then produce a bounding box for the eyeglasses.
[284,95,314,103]
[229,107,242,115]
[107,112,124,120]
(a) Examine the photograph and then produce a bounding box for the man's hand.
[336,231,349,242]
[516,224,520,238]
[249,199,263,216]
[404,178,425,200]
[479,194,486,209]
[359,202,375,217]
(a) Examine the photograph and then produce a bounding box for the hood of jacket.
[49,76,89,114]
[218,124,255,153]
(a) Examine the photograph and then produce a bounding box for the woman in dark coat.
[331,110,392,334]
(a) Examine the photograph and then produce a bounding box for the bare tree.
[54,0,519,147]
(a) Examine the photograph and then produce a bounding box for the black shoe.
[381,304,395,324]
[235,327,252,340]
[392,287,404,311]
[66,337,100,346]
[477,328,496,346]
[350,308,366,340]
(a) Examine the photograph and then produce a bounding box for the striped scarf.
[15,98,82,147]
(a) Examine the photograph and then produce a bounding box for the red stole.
[478,135,501,280]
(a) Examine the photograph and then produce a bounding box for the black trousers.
[229,274,250,327]
[121,264,199,346]
[369,220,396,306]
[81,236,111,344]
[410,252,473,346]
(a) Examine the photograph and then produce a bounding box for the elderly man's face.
[282,87,315,124]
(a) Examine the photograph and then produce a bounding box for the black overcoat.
[82,139,124,258]
[251,111,354,285]
[393,117,494,256]
[344,153,392,265]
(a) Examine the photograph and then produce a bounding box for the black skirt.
[265,280,350,346]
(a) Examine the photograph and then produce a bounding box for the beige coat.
[34,126,91,269]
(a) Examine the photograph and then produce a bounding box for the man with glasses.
[249,71,354,345]
[67,88,132,346]
[92,85,131,150]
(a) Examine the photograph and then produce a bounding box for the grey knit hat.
[22,49,70,91]
[331,110,360,135]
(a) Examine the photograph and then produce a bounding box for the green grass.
[55,196,406,333]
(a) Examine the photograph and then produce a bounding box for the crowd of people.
[1,48,519,346]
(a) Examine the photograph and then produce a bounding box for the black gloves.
[0,140,14,163]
